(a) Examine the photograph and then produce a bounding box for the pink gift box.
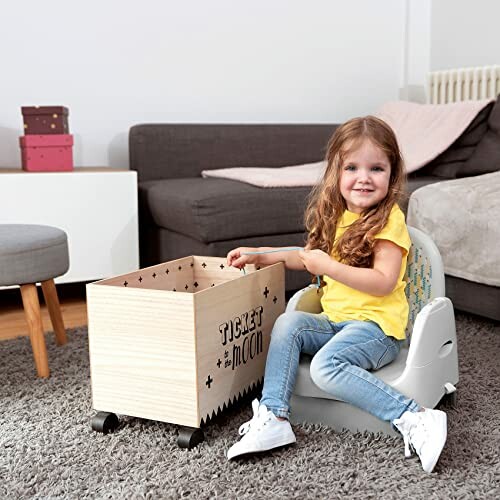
[19,134,74,172]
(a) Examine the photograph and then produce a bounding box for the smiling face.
[339,138,391,213]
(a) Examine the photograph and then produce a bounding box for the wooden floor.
[0,283,88,341]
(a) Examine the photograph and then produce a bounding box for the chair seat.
[293,347,409,400]
[0,224,69,286]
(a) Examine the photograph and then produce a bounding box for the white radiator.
[427,65,500,104]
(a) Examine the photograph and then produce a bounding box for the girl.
[225,116,447,473]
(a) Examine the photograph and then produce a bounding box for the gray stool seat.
[0,224,69,286]
[0,224,70,378]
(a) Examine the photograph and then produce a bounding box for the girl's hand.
[298,248,334,276]
[227,247,258,269]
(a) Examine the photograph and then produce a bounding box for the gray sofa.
[129,99,500,319]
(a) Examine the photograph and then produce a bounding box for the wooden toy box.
[86,256,285,429]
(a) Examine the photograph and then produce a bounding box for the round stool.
[0,224,70,377]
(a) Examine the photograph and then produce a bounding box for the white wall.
[431,0,500,71]
[1,0,406,169]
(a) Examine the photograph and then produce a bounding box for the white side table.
[0,168,139,284]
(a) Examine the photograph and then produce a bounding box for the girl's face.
[339,139,391,213]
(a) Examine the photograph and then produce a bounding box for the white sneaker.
[227,399,296,460]
[393,408,447,473]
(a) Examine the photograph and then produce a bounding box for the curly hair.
[304,116,406,270]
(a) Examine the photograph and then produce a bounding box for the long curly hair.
[304,116,406,269]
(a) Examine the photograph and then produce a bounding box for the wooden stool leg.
[20,284,50,378]
[41,279,67,346]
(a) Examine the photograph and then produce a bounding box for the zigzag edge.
[199,377,264,426]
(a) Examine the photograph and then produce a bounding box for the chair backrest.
[404,226,446,338]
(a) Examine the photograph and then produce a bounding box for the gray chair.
[0,224,70,377]
[286,226,459,435]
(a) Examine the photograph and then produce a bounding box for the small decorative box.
[19,134,74,172]
[21,106,69,135]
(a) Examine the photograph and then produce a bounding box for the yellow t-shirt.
[320,204,411,340]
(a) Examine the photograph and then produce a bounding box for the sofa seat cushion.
[141,177,313,243]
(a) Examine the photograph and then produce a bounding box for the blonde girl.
[226,116,447,473]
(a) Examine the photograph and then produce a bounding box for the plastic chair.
[286,226,459,435]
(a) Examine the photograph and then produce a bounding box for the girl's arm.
[299,239,403,296]
[227,246,305,271]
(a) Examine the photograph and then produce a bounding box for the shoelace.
[238,399,272,436]
[408,420,427,456]
[395,417,426,458]
[401,429,413,458]
[393,417,412,457]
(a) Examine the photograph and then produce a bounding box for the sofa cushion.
[141,177,312,243]
[418,101,493,179]
[457,97,500,177]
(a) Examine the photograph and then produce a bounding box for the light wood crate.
[86,256,285,428]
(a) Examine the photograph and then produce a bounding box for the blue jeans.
[260,311,420,421]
